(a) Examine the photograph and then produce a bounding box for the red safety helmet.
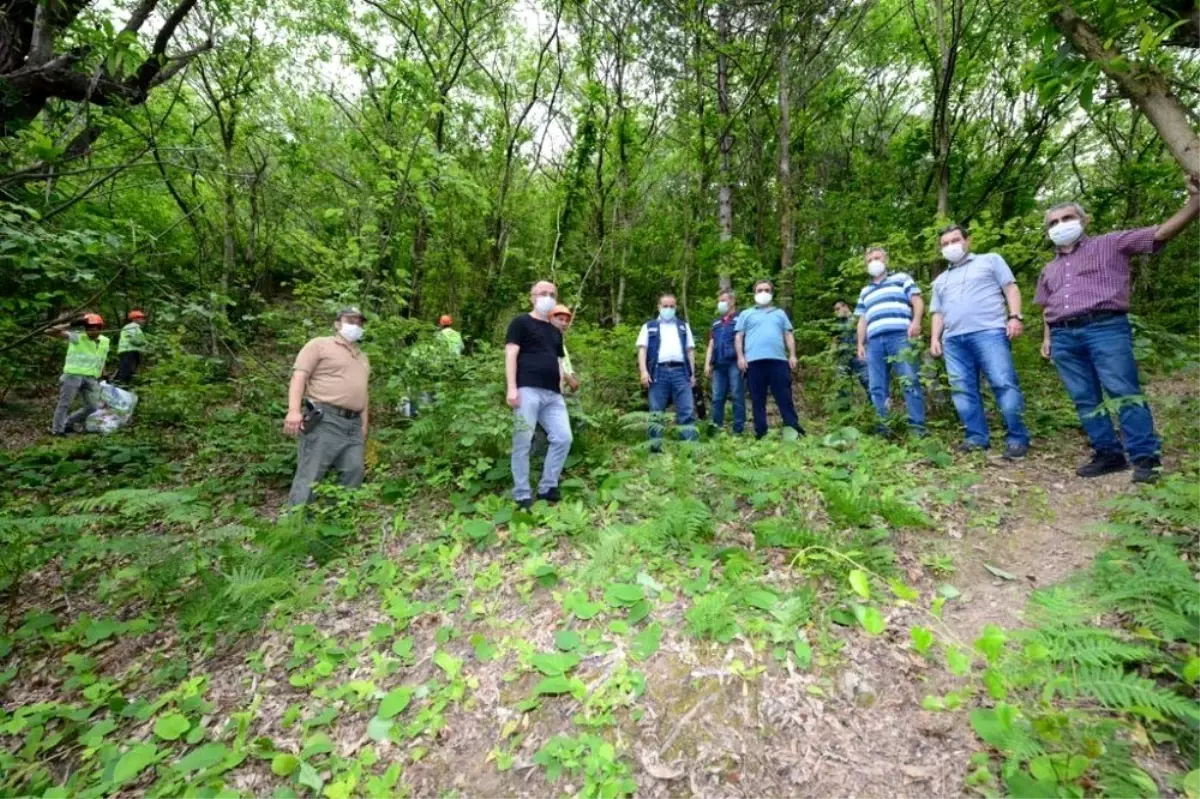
[82,313,104,327]
[127,309,146,321]
[438,315,453,327]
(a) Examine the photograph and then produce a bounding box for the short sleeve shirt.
[1034,228,1162,323]
[506,314,564,393]
[930,252,1015,339]
[855,272,921,339]
[636,320,696,363]
[292,336,371,411]
[734,306,793,362]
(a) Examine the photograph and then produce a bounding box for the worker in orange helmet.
[46,313,109,435]
[437,314,463,356]
[114,309,148,385]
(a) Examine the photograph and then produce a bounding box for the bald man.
[505,281,573,509]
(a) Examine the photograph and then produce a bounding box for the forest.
[0,0,1198,796]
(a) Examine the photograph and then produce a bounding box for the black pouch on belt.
[302,398,325,431]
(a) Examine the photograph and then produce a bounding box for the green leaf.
[937,584,961,599]
[84,618,123,646]
[271,753,300,777]
[909,626,934,655]
[983,669,1007,700]
[530,652,580,676]
[462,519,494,539]
[946,647,972,676]
[297,761,323,792]
[743,589,779,610]
[113,743,158,785]
[1183,657,1199,685]
[571,601,603,620]
[1006,770,1056,799]
[973,625,1007,663]
[554,630,581,651]
[983,563,1017,581]
[534,676,583,696]
[888,579,919,602]
[848,570,871,600]
[176,743,227,773]
[969,704,1015,748]
[626,598,651,625]
[433,651,462,679]
[377,687,412,720]
[853,604,884,636]
[1182,769,1199,799]
[930,596,946,619]
[154,710,192,739]
[631,623,662,662]
[366,716,393,743]
[793,638,812,670]
[604,583,644,607]
[391,636,414,660]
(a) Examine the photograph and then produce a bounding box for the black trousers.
[114,351,141,384]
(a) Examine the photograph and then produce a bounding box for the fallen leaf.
[983,563,1018,581]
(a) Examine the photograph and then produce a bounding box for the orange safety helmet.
[438,315,453,327]
[127,309,146,321]
[82,313,105,326]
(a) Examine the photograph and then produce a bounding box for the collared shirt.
[636,319,696,363]
[930,252,1015,339]
[1034,227,1162,323]
[292,336,371,411]
[855,272,921,339]
[734,306,793,362]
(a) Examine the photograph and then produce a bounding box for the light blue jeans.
[866,331,926,432]
[943,328,1029,448]
[511,387,573,501]
[709,361,745,433]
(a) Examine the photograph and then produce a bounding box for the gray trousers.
[288,410,365,506]
[511,387,572,501]
[53,375,99,434]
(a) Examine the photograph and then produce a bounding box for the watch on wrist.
[1008,313,1023,321]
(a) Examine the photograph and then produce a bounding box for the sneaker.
[1131,458,1162,484]
[515,498,533,511]
[536,487,561,504]
[1076,451,1129,478]
[1002,443,1029,460]
[957,441,988,453]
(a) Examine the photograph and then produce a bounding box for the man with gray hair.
[1035,177,1199,483]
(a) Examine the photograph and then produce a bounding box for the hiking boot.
[957,441,988,454]
[1131,458,1162,484]
[516,498,534,511]
[872,424,895,441]
[1076,451,1128,478]
[536,487,561,504]
[1002,443,1029,460]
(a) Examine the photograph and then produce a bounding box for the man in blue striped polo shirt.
[854,246,926,436]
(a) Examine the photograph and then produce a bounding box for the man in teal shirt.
[734,279,804,439]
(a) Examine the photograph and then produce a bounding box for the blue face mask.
[659,307,676,321]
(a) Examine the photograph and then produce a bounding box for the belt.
[657,362,687,369]
[312,401,362,419]
[1049,310,1125,330]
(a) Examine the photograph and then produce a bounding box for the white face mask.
[754,291,772,307]
[659,307,676,321]
[941,243,966,263]
[716,301,729,315]
[867,259,887,278]
[339,323,363,343]
[534,295,557,314]
[1048,219,1083,247]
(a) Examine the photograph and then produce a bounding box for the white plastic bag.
[85,409,126,434]
[98,381,138,414]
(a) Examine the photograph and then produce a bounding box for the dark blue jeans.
[710,361,745,433]
[746,359,801,439]
[866,331,926,432]
[648,365,698,448]
[1049,314,1159,462]
[943,329,1029,448]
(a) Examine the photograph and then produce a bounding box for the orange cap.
[550,304,573,320]
[128,309,146,321]
[438,315,453,327]
[83,313,104,326]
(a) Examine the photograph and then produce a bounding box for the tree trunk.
[1054,3,1200,181]
[716,0,733,248]
[932,0,954,218]
[776,28,795,312]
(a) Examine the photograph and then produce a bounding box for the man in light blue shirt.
[929,224,1029,458]
[735,279,804,439]
[855,246,926,436]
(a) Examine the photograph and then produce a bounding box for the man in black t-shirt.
[505,280,573,509]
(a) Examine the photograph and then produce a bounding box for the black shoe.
[873,424,895,440]
[957,441,987,453]
[792,425,806,437]
[1131,458,1162,484]
[516,498,533,511]
[1002,443,1028,460]
[1076,451,1129,478]
[536,488,561,504]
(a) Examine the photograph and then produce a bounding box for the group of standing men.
[281,182,1198,506]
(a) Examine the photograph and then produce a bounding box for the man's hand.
[930,338,943,358]
[907,319,921,338]
[640,370,652,388]
[737,357,748,373]
[506,388,521,408]
[283,409,304,436]
[690,375,696,388]
[566,374,580,392]
[788,355,798,372]
[856,344,866,360]
[1006,318,1024,339]
[1187,175,1199,201]
[704,363,712,379]
[1041,338,1051,360]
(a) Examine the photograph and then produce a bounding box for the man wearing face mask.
[929,224,1029,459]
[284,307,371,506]
[506,281,572,508]
[637,294,698,450]
[704,290,744,434]
[734,280,804,439]
[1035,178,1199,483]
[855,247,925,437]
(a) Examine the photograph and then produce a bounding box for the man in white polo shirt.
[636,294,697,451]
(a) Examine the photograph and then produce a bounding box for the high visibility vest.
[118,322,147,354]
[438,327,464,356]
[63,334,110,378]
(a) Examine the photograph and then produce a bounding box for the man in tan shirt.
[284,307,370,505]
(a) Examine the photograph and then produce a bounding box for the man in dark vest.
[704,289,744,434]
[636,294,698,451]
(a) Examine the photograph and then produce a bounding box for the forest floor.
[0,373,1196,798]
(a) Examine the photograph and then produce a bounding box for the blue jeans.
[943,329,1029,448]
[1049,314,1159,462]
[710,361,745,433]
[648,366,698,448]
[866,331,926,432]
[746,359,801,439]
[512,387,573,501]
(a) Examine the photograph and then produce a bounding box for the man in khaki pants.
[283,307,370,506]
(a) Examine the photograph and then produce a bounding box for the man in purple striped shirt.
[1035,177,1199,483]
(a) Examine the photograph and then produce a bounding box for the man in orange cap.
[46,313,110,435]
[549,304,579,392]
[114,309,148,384]
[437,314,463,356]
